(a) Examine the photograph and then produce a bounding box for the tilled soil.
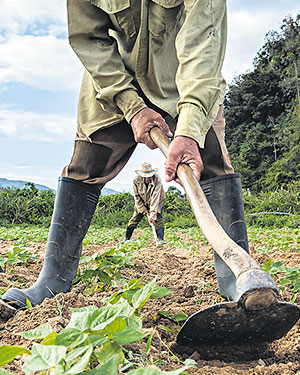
[0,229,299,374]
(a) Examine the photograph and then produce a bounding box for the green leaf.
[91,300,134,331]
[158,311,171,318]
[82,354,120,375]
[18,323,53,340]
[150,286,173,299]
[65,345,90,363]
[104,318,126,336]
[126,315,142,331]
[112,328,143,346]
[0,346,30,367]
[93,341,124,364]
[131,278,156,310]
[22,343,67,372]
[158,325,177,334]
[56,328,88,348]
[88,332,108,347]
[42,332,58,346]
[63,343,93,374]
[146,330,156,354]
[79,256,93,264]
[66,301,133,332]
[293,278,300,291]
[173,313,188,322]
[25,298,33,308]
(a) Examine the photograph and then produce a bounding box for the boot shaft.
[2,177,100,308]
[200,173,249,252]
[200,173,248,301]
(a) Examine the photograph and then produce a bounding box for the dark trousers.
[62,106,234,189]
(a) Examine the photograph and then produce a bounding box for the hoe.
[149,127,300,346]
[0,128,299,347]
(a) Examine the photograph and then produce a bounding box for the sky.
[0,1,299,193]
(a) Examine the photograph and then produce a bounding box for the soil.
[0,229,299,374]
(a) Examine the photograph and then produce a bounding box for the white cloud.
[223,7,300,84]
[0,108,76,142]
[0,34,83,90]
[0,0,66,35]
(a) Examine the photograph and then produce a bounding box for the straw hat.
[135,163,158,177]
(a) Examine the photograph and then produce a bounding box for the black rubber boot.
[200,173,249,301]
[155,228,166,245]
[2,177,99,308]
[124,226,134,241]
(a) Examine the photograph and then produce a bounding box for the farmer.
[2,0,249,309]
[124,163,166,245]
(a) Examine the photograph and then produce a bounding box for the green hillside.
[224,15,300,192]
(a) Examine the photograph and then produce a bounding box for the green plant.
[0,279,195,374]
[262,258,300,293]
[73,243,137,295]
[158,311,188,328]
[0,246,39,272]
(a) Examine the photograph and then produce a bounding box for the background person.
[124,163,166,245]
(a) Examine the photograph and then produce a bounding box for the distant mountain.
[0,178,55,192]
[101,187,121,196]
[0,178,121,196]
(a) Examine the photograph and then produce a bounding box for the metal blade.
[177,300,300,346]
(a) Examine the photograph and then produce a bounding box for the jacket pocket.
[149,0,184,37]
[90,0,136,37]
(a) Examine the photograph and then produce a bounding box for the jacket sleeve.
[133,182,147,214]
[174,0,227,148]
[149,178,165,221]
[67,0,146,121]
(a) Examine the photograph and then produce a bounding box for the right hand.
[131,108,173,149]
[165,136,203,183]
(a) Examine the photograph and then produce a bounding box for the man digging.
[124,163,166,246]
[1,1,277,339]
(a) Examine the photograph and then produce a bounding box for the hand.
[143,210,149,216]
[131,108,173,149]
[165,136,203,183]
[148,217,154,225]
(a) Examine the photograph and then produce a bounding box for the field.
[0,225,299,374]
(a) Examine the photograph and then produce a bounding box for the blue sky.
[0,1,299,192]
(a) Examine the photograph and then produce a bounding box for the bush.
[0,183,298,229]
[243,182,300,228]
[0,183,54,226]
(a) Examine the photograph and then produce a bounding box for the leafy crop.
[247,227,300,253]
[262,259,300,293]
[0,246,39,272]
[0,279,194,374]
[74,244,137,295]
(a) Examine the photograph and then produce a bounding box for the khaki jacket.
[67,0,227,148]
[133,174,166,221]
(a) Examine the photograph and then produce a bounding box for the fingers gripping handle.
[149,127,259,278]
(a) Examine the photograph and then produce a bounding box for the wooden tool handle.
[149,127,259,277]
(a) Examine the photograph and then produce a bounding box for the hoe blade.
[176,300,300,346]
[0,299,17,321]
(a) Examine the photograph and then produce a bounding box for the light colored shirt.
[133,174,166,221]
[67,0,227,148]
